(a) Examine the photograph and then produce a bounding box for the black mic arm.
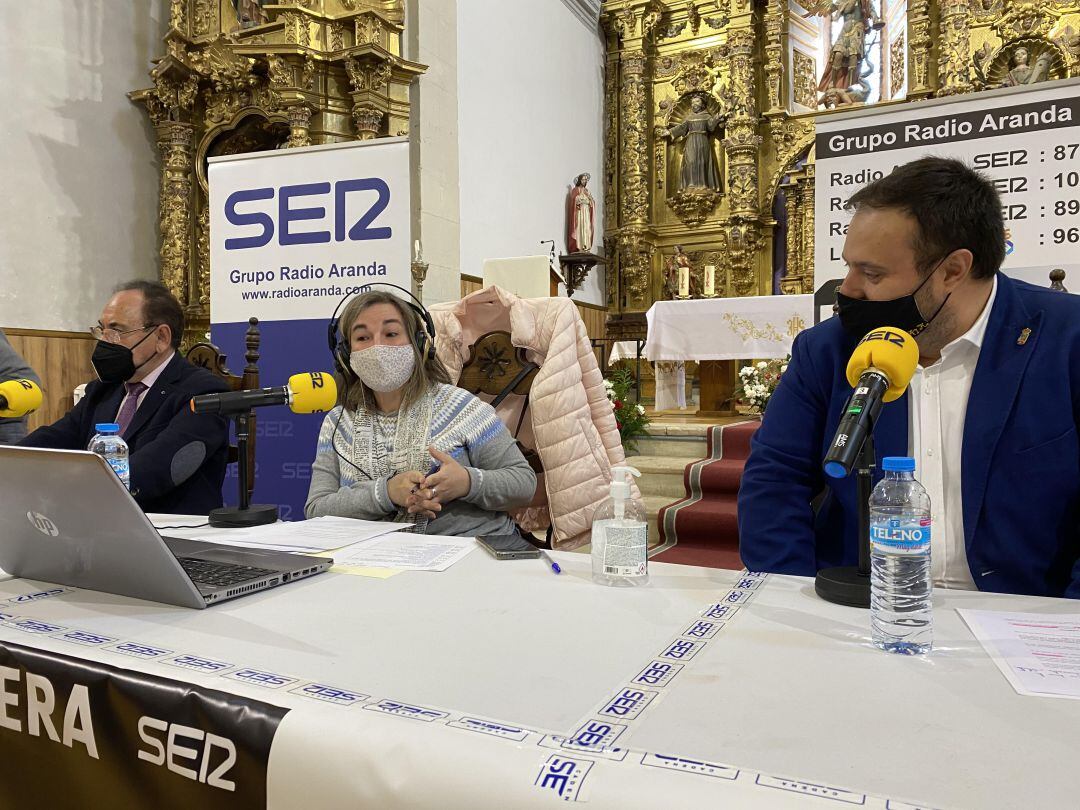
[823,370,889,479]
[190,387,289,416]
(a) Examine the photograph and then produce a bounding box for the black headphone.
[327,283,438,377]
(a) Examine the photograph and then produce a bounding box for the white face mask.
[349,344,416,393]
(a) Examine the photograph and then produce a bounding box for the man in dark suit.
[20,281,229,514]
[739,157,1080,598]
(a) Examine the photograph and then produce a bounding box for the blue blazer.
[738,273,1080,598]
[20,353,230,515]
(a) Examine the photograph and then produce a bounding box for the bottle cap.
[94,423,121,434]
[882,456,915,472]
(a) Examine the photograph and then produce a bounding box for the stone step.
[627,454,691,500]
[632,435,708,459]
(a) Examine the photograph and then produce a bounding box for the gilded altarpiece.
[131,0,425,345]
[600,0,1080,345]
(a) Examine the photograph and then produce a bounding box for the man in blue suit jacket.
[739,157,1080,599]
[20,281,229,515]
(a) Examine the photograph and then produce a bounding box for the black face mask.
[836,257,950,339]
[91,329,158,384]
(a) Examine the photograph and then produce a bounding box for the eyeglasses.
[89,324,155,343]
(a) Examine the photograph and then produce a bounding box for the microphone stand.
[208,409,279,528]
[814,435,875,608]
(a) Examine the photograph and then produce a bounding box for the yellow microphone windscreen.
[288,372,337,414]
[845,328,919,402]
[0,379,43,418]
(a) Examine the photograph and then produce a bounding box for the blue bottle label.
[107,458,129,480]
[870,517,931,554]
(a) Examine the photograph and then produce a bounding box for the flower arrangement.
[735,356,790,413]
[603,367,650,453]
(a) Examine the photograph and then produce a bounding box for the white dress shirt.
[114,350,175,420]
[908,277,997,591]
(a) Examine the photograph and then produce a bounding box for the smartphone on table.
[476,533,540,560]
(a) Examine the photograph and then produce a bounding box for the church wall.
[407,0,463,307]
[457,0,607,307]
[0,3,167,332]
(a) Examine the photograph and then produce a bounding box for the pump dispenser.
[592,465,648,587]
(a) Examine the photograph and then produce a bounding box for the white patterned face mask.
[349,344,416,392]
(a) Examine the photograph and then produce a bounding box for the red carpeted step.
[653,419,760,570]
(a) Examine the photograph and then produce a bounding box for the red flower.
[614,399,623,410]
[616,420,623,430]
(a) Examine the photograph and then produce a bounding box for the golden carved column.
[763,0,786,115]
[156,122,195,311]
[937,0,975,95]
[908,0,935,100]
[781,176,802,290]
[797,164,815,293]
[723,28,764,296]
[612,3,660,315]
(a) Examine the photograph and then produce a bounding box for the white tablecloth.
[0,539,1076,808]
[644,294,813,362]
[607,340,641,366]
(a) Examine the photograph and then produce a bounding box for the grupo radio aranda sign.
[208,138,411,519]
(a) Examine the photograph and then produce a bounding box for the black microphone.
[823,328,919,479]
[191,386,287,415]
[190,372,337,416]
[823,372,890,479]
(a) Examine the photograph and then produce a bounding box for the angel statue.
[805,0,883,101]
[662,95,724,192]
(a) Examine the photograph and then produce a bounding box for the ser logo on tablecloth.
[632,660,684,688]
[535,755,593,802]
[289,683,369,706]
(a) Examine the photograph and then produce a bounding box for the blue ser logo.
[535,756,593,801]
[224,179,391,250]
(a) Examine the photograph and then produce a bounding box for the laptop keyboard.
[177,557,275,588]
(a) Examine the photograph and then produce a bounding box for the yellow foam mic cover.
[845,328,919,402]
[288,372,337,414]
[0,379,43,418]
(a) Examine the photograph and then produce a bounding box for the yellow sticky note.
[330,565,402,579]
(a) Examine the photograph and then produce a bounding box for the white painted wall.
[0,3,166,331]
[407,0,462,306]
[457,0,606,305]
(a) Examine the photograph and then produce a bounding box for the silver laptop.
[0,446,332,609]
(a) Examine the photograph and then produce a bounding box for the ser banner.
[0,640,287,809]
[815,78,1080,300]
[209,138,411,519]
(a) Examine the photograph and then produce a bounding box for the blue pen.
[538,550,561,575]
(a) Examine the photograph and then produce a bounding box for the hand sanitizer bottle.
[592,465,648,587]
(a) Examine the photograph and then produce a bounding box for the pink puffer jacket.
[429,286,637,548]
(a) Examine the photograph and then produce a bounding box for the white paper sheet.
[148,515,400,553]
[959,608,1080,700]
[329,532,477,572]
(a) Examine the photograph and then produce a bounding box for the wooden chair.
[457,330,548,545]
[185,317,261,499]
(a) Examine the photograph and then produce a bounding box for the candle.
[414,240,422,261]
[678,266,690,298]
[704,265,715,297]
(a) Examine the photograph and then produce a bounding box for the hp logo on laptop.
[26,511,59,537]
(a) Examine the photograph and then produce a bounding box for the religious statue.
[665,245,699,299]
[663,95,723,192]
[232,0,268,29]
[806,0,883,102]
[999,46,1053,87]
[566,173,596,253]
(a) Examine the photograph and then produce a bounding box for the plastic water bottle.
[88,423,130,490]
[869,456,932,654]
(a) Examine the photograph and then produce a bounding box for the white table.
[0,543,1076,808]
[644,295,813,411]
